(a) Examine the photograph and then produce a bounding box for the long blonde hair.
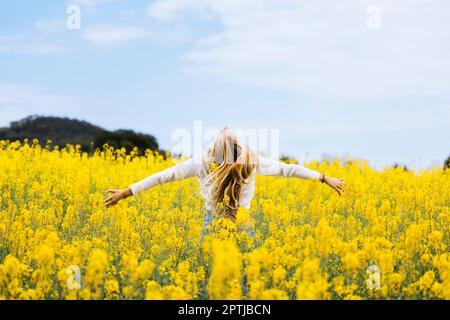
[205,129,258,220]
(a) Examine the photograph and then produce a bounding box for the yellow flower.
[344,294,363,300]
[260,289,289,300]
[295,259,330,300]
[209,162,219,172]
[272,266,286,287]
[235,207,251,227]
[207,239,242,300]
[84,249,108,298]
[342,253,361,271]
[161,285,189,300]
[145,281,164,300]
[418,271,435,294]
[389,273,404,294]
[104,279,120,299]
[420,253,431,265]
[0,139,448,300]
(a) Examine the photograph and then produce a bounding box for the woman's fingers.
[104,194,119,207]
[105,199,117,207]
[105,189,121,207]
[329,178,347,196]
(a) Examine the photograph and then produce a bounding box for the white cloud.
[0,34,23,42]
[72,0,105,5]
[147,0,202,21]
[0,83,82,126]
[147,0,450,99]
[0,34,64,55]
[284,105,450,138]
[83,25,148,45]
[0,32,65,55]
[35,20,67,34]
[68,0,115,9]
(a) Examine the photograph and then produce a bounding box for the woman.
[104,128,345,240]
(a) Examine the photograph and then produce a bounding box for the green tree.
[93,130,159,154]
[444,154,450,170]
[0,116,162,154]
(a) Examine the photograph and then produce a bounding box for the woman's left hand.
[104,188,132,208]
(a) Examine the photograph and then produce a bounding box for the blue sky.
[1,0,449,169]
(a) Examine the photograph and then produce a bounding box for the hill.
[0,115,160,153]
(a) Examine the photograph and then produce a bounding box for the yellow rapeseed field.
[0,139,449,300]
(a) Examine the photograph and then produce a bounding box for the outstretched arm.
[104,158,200,208]
[258,156,345,195]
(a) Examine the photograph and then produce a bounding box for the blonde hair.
[205,129,258,220]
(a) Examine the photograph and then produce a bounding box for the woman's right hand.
[323,176,346,196]
[104,187,133,208]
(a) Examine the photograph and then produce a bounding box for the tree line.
[1,115,449,169]
[0,116,161,154]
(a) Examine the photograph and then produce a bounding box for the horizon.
[1,1,449,170]
[1,114,448,171]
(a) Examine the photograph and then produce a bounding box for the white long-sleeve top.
[130,155,321,210]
